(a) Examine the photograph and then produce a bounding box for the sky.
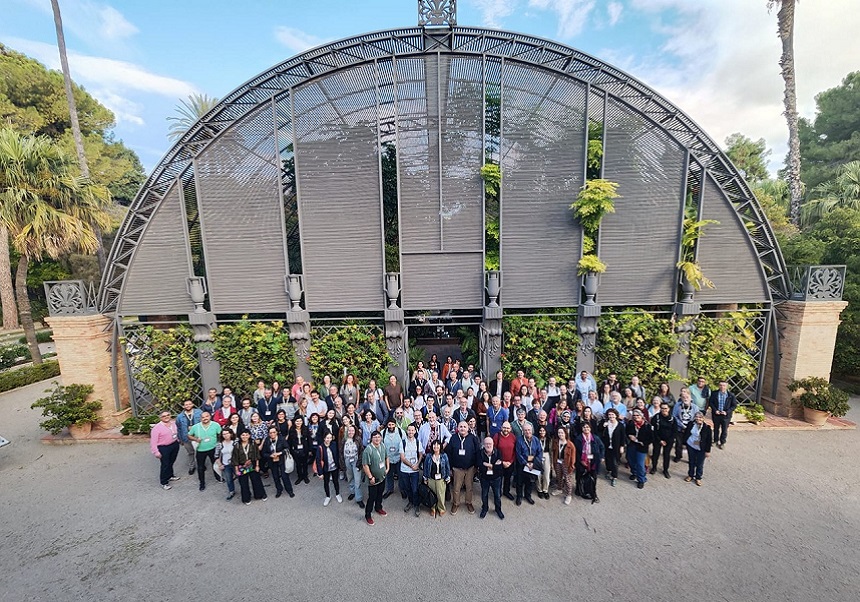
[2,0,859,175]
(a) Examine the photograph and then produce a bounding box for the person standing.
[684,411,712,485]
[708,380,737,449]
[257,388,278,424]
[445,421,480,515]
[399,424,422,516]
[626,409,653,489]
[383,375,403,418]
[535,425,552,499]
[672,390,698,462]
[514,422,543,506]
[493,421,517,501]
[175,399,201,476]
[688,376,711,413]
[573,423,604,504]
[361,430,389,525]
[487,396,509,438]
[599,408,624,487]
[150,410,181,490]
[422,439,451,518]
[381,418,403,499]
[551,427,576,505]
[214,428,237,500]
[187,411,222,491]
[288,416,311,485]
[341,423,365,509]
[477,436,504,519]
[316,432,343,506]
[261,426,294,499]
[650,403,676,479]
[231,430,267,505]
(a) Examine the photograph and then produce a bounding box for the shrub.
[0,344,29,370]
[501,311,579,387]
[307,324,392,388]
[126,325,198,413]
[687,312,759,385]
[31,382,102,435]
[788,376,850,417]
[595,312,679,387]
[0,361,61,393]
[120,414,159,435]
[212,319,296,398]
[735,403,766,424]
[19,330,54,345]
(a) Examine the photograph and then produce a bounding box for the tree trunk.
[776,0,803,226]
[51,0,106,274]
[16,256,42,365]
[0,226,19,330]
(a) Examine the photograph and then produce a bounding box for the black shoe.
[649,467,656,475]
[304,478,310,484]
[504,492,515,501]
[637,481,644,489]
[289,492,295,498]
[199,483,205,491]
[275,491,282,498]
[383,491,392,500]
[592,496,600,504]
[515,497,522,506]
[348,493,355,501]
[480,508,487,518]
[629,474,637,480]
[358,501,365,508]
[496,508,505,520]
[294,479,301,486]
[401,492,407,499]
[672,457,681,463]
[525,496,535,505]
[663,471,671,479]
[189,466,196,475]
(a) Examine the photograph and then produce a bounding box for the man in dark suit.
[489,370,508,399]
[708,380,737,449]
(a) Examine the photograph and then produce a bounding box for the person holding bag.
[214,428,237,500]
[231,430,267,505]
[262,426,294,499]
[422,439,450,518]
[573,423,604,504]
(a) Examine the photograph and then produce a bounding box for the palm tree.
[0,129,111,363]
[769,1,803,226]
[167,94,219,142]
[0,225,18,330]
[801,161,860,226]
[50,0,108,274]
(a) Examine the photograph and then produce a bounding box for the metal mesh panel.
[401,252,483,309]
[195,106,289,313]
[120,183,194,316]
[500,62,586,308]
[695,175,770,303]
[599,99,685,305]
[293,63,384,311]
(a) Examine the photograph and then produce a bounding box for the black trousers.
[480,476,502,511]
[158,441,180,485]
[293,450,309,481]
[674,431,687,460]
[196,448,216,485]
[502,463,515,495]
[713,414,730,444]
[271,459,293,495]
[515,464,535,499]
[323,470,341,497]
[365,480,384,519]
[605,447,621,479]
[238,470,266,503]
[651,439,674,473]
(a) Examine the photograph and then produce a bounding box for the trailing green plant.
[212,319,296,397]
[677,209,719,290]
[501,310,579,387]
[408,344,426,371]
[482,162,501,270]
[480,163,501,197]
[687,312,759,385]
[126,325,198,413]
[457,327,480,369]
[307,323,393,388]
[0,360,60,393]
[30,382,101,435]
[571,179,619,275]
[787,376,850,417]
[120,414,159,435]
[735,403,765,424]
[0,343,29,370]
[595,312,679,387]
[18,330,53,345]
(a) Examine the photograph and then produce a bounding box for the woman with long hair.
[215,428,237,500]
[360,409,380,447]
[271,380,284,406]
[600,408,625,487]
[574,422,604,504]
[535,425,552,499]
[288,415,311,484]
[225,412,246,440]
[551,427,575,504]
[340,374,359,407]
[422,438,451,518]
[341,422,364,509]
[316,432,342,506]
[231,430,267,505]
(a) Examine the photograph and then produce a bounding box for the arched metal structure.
[101,26,789,315]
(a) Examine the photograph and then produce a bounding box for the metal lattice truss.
[100,27,789,315]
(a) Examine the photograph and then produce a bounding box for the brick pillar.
[46,314,130,429]
[762,300,848,417]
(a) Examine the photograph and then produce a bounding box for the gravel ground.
[1,379,859,602]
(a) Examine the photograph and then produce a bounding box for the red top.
[493,432,517,463]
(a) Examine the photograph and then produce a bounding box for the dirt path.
[2,379,859,601]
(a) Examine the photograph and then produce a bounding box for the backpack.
[418,481,438,508]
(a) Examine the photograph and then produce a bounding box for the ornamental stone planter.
[68,422,93,439]
[802,407,829,427]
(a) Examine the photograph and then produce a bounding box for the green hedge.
[0,361,61,393]
[19,330,54,345]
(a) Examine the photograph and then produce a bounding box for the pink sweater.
[150,421,178,455]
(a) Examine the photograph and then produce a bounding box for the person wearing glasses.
[492,421,517,501]
[150,410,181,490]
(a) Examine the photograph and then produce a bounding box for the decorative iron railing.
[788,265,846,302]
[44,280,99,316]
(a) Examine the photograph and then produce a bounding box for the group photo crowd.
[149,355,739,525]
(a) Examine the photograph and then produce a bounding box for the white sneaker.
[162,484,172,490]
[336,494,343,503]
[564,496,572,505]
[324,497,331,506]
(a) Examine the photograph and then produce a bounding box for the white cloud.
[529,0,597,38]
[473,0,516,28]
[607,2,623,26]
[274,26,326,54]
[92,88,145,126]
[97,5,138,40]
[21,0,138,43]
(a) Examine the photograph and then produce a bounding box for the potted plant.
[787,376,850,426]
[31,382,102,438]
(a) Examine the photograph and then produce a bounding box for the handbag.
[284,451,295,474]
[418,482,437,509]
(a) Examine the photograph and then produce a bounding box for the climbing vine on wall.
[687,312,759,385]
[307,324,393,389]
[126,325,199,413]
[212,319,296,397]
[501,310,579,387]
[595,313,679,387]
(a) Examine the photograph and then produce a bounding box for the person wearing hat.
[361,430,389,525]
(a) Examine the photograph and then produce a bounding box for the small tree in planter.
[787,376,850,426]
[31,382,102,438]
[571,179,618,278]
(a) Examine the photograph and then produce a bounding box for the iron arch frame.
[100,26,789,315]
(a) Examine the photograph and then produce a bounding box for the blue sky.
[2,0,858,175]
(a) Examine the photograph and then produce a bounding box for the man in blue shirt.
[514,422,543,506]
[486,396,509,437]
[175,399,201,475]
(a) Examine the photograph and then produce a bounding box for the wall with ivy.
[595,312,679,386]
[126,324,199,413]
[501,311,579,387]
[307,324,392,389]
[212,320,296,398]
[687,312,760,385]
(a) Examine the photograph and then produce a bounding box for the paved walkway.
[2,379,859,601]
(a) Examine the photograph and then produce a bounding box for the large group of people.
[150,355,739,525]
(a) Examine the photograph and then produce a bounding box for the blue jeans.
[223,464,236,494]
[385,460,400,494]
[345,456,363,502]
[631,450,647,483]
[687,445,706,480]
[400,470,419,506]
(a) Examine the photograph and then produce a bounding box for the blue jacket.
[515,434,544,468]
[444,432,481,469]
[486,406,509,436]
[175,408,201,443]
[422,453,451,481]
